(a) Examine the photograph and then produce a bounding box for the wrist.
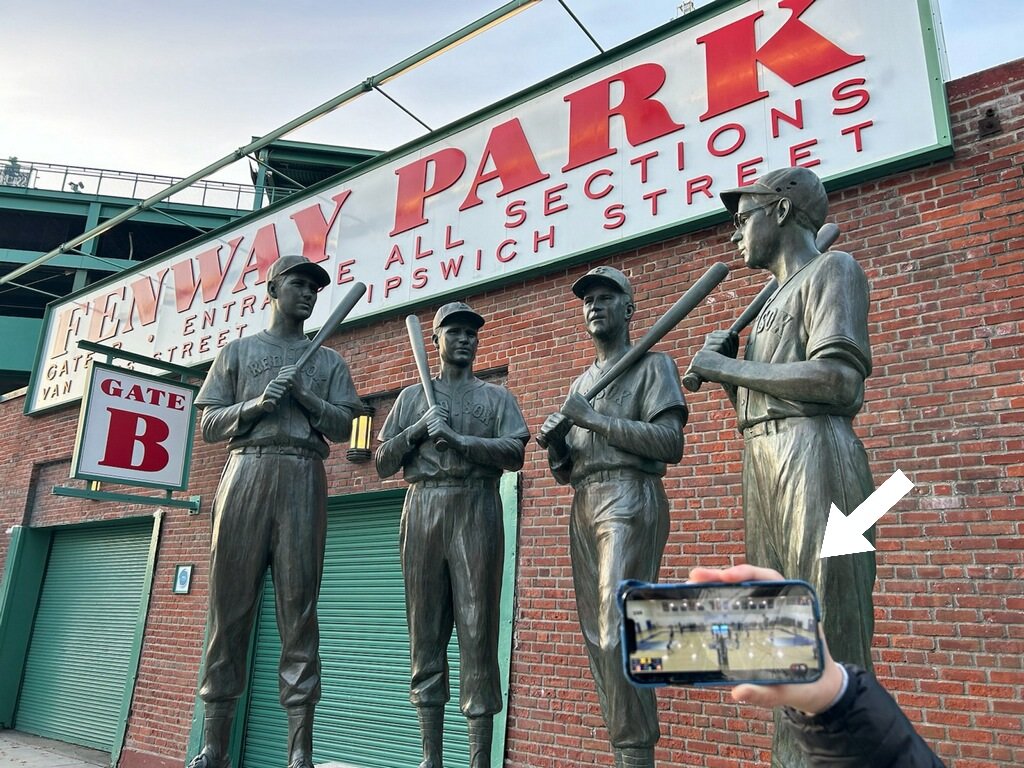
[800,660,847,716]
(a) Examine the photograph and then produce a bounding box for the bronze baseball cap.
[432,301,485,332]
[720,167,828,230]
[571,265,634,301]
[267,254,331,289]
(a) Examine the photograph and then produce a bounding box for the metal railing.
[0,156,260,211]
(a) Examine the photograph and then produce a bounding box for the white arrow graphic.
[819,470,915,559]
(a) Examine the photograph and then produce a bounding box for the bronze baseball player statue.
[538,267,687,768]
[375,302,529,768]
[687,167,876,768]
[189,255,360,768]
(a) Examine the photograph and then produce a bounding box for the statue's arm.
[374,390,426,479]
[601,407,686,463]
[689,356,864,409]
[454,435,527,471]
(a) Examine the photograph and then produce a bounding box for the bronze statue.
[538,267,687,768]
[687,167,876,768]
[375,302,529,768]
[190,255,360,768]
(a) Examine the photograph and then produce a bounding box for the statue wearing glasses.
[688,167,876,768]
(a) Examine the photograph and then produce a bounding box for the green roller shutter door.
[14,519,152,752]
[241,491,472,768]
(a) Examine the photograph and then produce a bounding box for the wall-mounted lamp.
[346,405,376,463]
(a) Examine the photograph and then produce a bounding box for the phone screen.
[619,580,824,686]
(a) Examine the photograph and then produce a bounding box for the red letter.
[789,139,820,168]
[630,151,659,183]
[98,409,171,472]
[585,169,614,200]
[411,267,428,290]
[232,225,281,294]
[505,200,527,228]
[87,288,124,343]
[643,189,667,216]
[48,306,83,358]
[686,176,714,205]
[771,100,804,138]
[460,119,549,211]
[336,258,355,285]
[544,183,569,216]
[390,148,466,236]
[123,269,169,331]
[289,191,351,263]
[100,377,122,398]
[383,276,403,298]
[173,238,243,313]
[603,204,626,230]
[832,78,870,115]
[440,256,464,279]
[707,124,747,157]
[699,0,864,120]
[841,120,873,152]
[736,157,764,186]
[563,63,685,172]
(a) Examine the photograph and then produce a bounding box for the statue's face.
[581,285,634,340]
[435,321,479,368]
[731,195,782,269]
[269,273,319,322]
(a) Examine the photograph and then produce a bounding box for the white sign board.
[71,363,198,490]
[28,0,950,413]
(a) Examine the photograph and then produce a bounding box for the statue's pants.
[570,471,668,749]
[401,479,504,718]
[199,449,327,709]
[742,415,876,768]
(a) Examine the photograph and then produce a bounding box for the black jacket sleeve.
[782,665,946,768]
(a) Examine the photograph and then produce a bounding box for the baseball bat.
[404,314,449,451]
[537,261,729,448]
[261,281,367,412]
[681,222,841,392]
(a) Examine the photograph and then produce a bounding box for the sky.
[1,0,1021,188]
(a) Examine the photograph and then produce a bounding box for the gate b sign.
[71,363,198,491]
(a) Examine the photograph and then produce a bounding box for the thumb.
[731,683,785,708]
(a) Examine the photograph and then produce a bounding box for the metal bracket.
[52,485,202,515]
[978,107,1002,138]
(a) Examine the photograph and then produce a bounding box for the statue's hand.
[560,393,598,430]
[538,412,572,450]
[258,367,295,412]
[425,404,458,447]
[411,404,445,443]
[702,329,739,359]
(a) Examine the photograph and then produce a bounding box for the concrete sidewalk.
[0,730,107,768]
[0,730,362,768]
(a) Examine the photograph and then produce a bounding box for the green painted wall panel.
[0,316,42,373]
[241,490,489,768]
[13,519,152,752]
[0,526,52,727]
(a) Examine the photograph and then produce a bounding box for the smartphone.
[618,579,824,687]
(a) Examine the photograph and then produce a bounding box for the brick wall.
[1,58,1021,768]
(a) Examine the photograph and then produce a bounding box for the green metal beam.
[51,485,202,514]
[77,339,205,380]
[0,0,541,288]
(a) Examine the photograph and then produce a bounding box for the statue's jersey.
[737,251,871,431]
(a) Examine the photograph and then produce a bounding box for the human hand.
[686,563,845,716]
